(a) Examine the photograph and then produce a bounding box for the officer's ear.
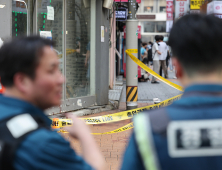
[13,72,34,94]
[172,57,183,79]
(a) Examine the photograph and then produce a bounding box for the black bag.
[148,49,153,62]
[142,57,149,64]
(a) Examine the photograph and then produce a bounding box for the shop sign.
[114,0,141,3]
[190,0,205,10]
[136,15,156,19]
[123,25,141,39]
[175,0,188,19]
[207,1,222,19]
[116,8,127,21]
[207,2,214,14]
[166,0,174,20]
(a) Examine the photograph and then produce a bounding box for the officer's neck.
[180,72,222,88]
[3,87,38,107]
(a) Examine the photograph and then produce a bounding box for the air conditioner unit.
[103,0,113,9]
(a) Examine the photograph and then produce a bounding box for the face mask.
[148,45,151,49]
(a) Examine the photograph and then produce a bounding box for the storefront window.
[139,0,167,13]
[158,0,166,12]
[12,0,28,37]
[143,0,155,13]
[159,7,166,13]
[144,21,166,33]
[156,22,166,32]
[144,22,155,32]
[144,6,154,13]
[65,0,91,98]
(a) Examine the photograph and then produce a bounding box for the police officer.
[121,14,222,170]
[0,36,105,170]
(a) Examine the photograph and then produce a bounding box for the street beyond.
[63,70,181,170]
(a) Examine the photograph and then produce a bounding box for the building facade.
[137,0,167,42]
[0,0,110,115]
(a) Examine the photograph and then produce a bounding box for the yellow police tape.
[81,94,182,124]
[125,49,183,92]
[51,94,182,134]
[56,122,134,135]
[51,94,182,128]
[52,49,184,134]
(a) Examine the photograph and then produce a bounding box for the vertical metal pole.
[126,0,138,110]
[25,2,28,36]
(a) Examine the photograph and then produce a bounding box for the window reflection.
[65,0,91,98]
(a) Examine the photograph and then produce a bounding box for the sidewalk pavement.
[121,69,182,103]
[63,70,182,170]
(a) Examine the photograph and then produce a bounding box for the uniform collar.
[184,84,222,94]
[0,94,52,126]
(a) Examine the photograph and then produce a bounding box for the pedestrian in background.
[0,38,3,48]
[121,14,222,170]
[147,41,153,66]
[0,36,105,170]
[151,35,161,84]
[140,42,148,64]
[159,35,168,78]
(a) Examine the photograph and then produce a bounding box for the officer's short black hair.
[169,14,222,76]
[155,35,161,42]
[160,35,164,41]
[0,36,54,87]
[142,42,147,47]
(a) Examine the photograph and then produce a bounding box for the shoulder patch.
[167,119,222,158]
[7,114,38,138]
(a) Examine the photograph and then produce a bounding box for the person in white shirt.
[0,38,3,48]
[158,36,168,78]
[151,35,161,84]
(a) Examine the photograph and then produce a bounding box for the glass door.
[35,0,96,114]
[37,0,64,78]
[65,0,91,99]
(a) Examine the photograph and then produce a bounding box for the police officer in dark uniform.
[121,14,222,170]
[0,37,105,170]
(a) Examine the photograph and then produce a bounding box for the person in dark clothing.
[121,14,222,170]
[147,41,153,65]
[0,36,105,170]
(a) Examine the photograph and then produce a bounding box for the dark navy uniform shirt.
[121,84,222,170]
[0,94,93,170]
